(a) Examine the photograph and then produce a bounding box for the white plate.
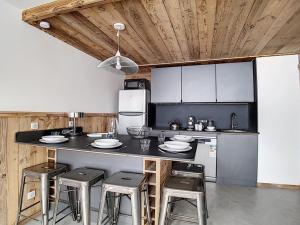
[173,135,193,142]
[91,142,123,149]
[94,139,119,146]
[39,138,69,144]
[87,133,107,138]
[170,137,195,143]
[42,135,65,142]
[159,144,192,153]
[164,141,190,150]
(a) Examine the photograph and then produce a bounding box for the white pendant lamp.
[97,23,139,74]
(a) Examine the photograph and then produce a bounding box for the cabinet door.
[217,133,258,186]
[216,62,254,102]
[182,65,216,102]
[151,67,181,103]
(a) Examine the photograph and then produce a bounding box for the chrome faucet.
[231,112,238,130]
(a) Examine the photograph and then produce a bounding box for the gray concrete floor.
[27,183,300,225]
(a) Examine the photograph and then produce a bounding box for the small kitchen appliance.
[169,120,180,130]
[187,115,196,130]
[124,79,150,90]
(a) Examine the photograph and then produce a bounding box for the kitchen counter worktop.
[16,130,198,161]
[151,128,259,135]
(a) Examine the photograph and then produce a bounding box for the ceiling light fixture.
[97,23,139,74]
[39,21,50,29]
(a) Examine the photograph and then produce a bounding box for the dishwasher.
[192,136,217,182]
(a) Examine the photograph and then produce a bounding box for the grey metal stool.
[97,171,151,225]
[172,162,208,218]
[159,176,206,225]
[15,162,68,225]
[53,167,105,225]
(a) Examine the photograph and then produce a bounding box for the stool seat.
[98,171,151,225]
[53,167,106,225]
[59,168,105,187]
[159,176,207,225]
[23,162,68,178]
[165,176,204,193]
[104,171,146,189]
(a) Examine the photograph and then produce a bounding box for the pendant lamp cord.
[117,30,120,52]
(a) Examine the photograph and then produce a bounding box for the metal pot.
[169,120,180,130]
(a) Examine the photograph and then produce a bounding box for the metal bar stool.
[159,163,207,225]
[97,171,151,225]
[52,167,105,225]
[15,162,69,225]
[159,176,206,225]
[172,162,208,218]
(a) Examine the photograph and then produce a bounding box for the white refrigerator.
[118,89,150,134]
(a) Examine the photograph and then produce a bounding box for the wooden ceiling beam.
[22,0,122,22]
[139,56,256,68]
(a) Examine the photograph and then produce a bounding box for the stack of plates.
[170,135,194,142]
[87,133,107,138]
[91,139,122,149]
[159,141,192,153]
[39,135,68,144]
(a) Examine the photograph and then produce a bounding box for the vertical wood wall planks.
[0,112,115,225]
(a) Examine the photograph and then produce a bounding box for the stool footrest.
[19,213,41,222]
[20,201,40,213]
[55,211,73,224]
[169,198,197,208]
[170,213,198,224]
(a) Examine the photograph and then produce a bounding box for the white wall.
[257,55,300,185]
[0,1,123,113]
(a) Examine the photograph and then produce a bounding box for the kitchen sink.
[221,129,247,133]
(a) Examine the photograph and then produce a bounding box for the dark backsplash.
[152,103,257,131]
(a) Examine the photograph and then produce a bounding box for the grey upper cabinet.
[151,67,181,103]
[217,133,258,186]
[182,65,216,102]
[216,62,254,102]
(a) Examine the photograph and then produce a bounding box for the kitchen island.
[16,131,198,162]
[15,129,199,225]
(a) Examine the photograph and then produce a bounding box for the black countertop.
[16,130,197,162]
[152,127,259,134]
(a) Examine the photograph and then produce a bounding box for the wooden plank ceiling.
[23,0,300,67]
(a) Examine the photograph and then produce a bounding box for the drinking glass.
[107,117,118,138]
[158,131,165,144]
[140,139,151,151]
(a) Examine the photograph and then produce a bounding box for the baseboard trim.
[257,182,300,190]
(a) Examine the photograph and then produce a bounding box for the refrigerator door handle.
[119,112,145,116]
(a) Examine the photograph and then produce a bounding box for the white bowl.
[94,139,119,146]
[164,141,189,150]
[173,135,193,142]
[206,126,216,130]
[42,135,65,141]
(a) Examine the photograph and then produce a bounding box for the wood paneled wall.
[0,112,115,225]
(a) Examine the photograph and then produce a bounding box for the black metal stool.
[15,162,68,225]
[53,167,105,225]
